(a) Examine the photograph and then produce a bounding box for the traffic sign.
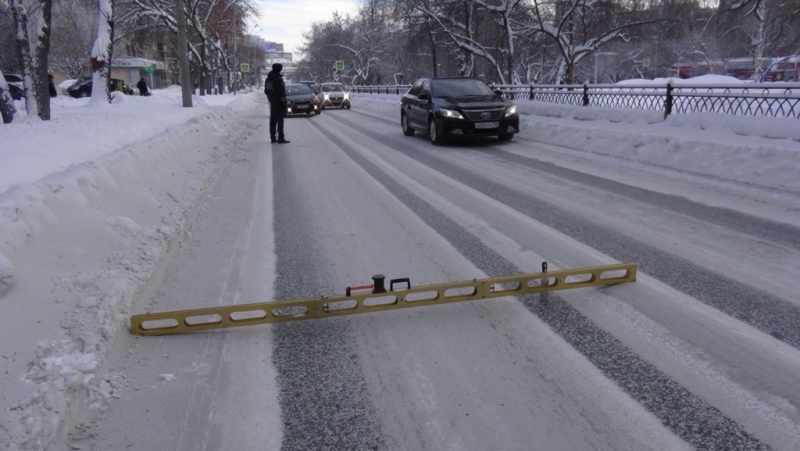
[333,60,345,72]
[240,63,250,73]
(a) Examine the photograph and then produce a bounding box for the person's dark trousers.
[269,102,286,142]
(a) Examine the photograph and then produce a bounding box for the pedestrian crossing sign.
[240,63,250,73]
[333,60,345,72]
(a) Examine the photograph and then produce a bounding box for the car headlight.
[324,94,329,100]
[504,105,517,117]
[440,108,463,119]
[343,93,350,100]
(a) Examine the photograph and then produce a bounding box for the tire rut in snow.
[310,117,774,451]
[272,149,385,451]
[334,114,800,351]
[489,147,800,251]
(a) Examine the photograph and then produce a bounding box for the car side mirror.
[494,89,503,96]
[418,93,429,101]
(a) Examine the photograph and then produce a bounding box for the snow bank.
[0,90,258,450]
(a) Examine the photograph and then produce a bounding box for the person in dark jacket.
[265,63,290,144]
[48,74,57,97]
[137,78,149,96]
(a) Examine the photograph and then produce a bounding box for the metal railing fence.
[349,82,800,119]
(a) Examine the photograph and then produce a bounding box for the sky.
[0,75,799,449]
[250,0,363,58]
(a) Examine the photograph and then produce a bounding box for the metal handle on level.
[390,278,410,291]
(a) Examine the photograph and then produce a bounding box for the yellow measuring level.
[130,263,636,336]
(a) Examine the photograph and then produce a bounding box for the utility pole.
[175,0,192,107]
[233,12,238,94]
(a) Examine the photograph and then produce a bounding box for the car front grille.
[463,109,505,121]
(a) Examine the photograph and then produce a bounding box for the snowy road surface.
[62,95,800,450]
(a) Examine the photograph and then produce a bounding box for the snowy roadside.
[0,88,260,450]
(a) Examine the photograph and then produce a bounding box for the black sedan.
[67,78,131,98]
[400,77,519,145]
[284,84,320,115]
[3,73,24,100]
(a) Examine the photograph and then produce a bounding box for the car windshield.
[431,79,495,97]
[320,84,344,92]
[286,85,312,94]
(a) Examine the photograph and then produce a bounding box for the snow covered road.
[4,90,799,451]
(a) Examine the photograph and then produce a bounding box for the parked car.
[284,84,320,115]
[400,77,519,145]
[299,80,324,106]
[66,77,92,98]
[298,80,320,95]
[2,73,24,100]
[67,77,131,98]
[318,83,351,109]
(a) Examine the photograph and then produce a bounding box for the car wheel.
[79,91,88,98]
[345,103,351,109]
[498,133,514,142]
[428,117,444,146]
[401,113,415,136]
[315,108,321,115]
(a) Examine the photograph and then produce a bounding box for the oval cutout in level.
[491,281,520,292]
[405,291,439,302]
[444,286,477,298]
[230,310,268,322]
[564,273,594,284]
[323,300,357,311]
[272,305,309,317]
[527,277,556,288]
[139,318,179,330]
[185,314,223,326]
[363,295,397,307]
[600,269,628,280]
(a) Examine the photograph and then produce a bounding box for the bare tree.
[50,0,96,78]
[116,0,257,94]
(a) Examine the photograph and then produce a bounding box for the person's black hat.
[272,63,283,72]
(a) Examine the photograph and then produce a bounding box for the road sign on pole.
[240,63,250,73]
[333,60,345,72]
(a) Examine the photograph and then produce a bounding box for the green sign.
[145,67,154,74]
[333,60,345,72]
[240,63,250,73]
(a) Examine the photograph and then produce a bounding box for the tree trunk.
[90,0,113,104]
[427,21,437,77]
[10,0,37,117]
[35,0,54,120]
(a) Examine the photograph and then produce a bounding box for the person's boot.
[271,137,278,143]
[278,137,291,144]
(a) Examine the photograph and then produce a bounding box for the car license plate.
[296,105,308,109]
[475,122,499,129]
